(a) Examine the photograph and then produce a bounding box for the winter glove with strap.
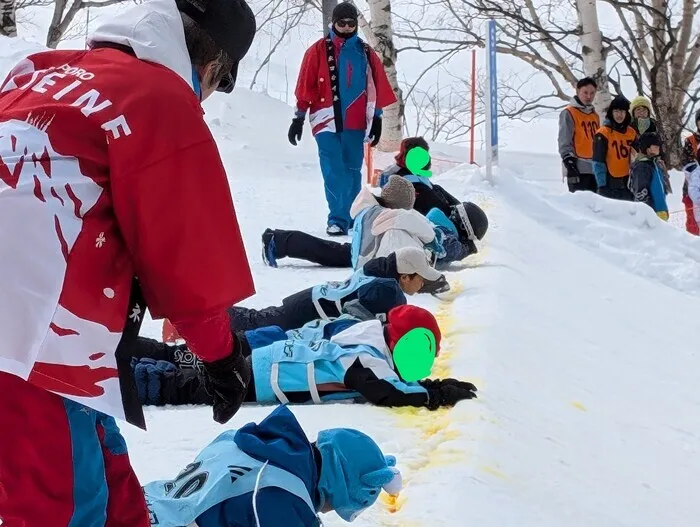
[563,156,580,179]
[369,116,382,147]
[288,117,304,146]
[201,336,250,424]
[419,378,477,410]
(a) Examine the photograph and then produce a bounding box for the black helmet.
[176,0,256,93]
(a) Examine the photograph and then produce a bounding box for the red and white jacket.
[294,36,397,136]
[0,0,254,425]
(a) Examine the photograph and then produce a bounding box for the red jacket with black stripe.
[294,35,397,136]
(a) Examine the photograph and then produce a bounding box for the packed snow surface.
[2,36,700,526]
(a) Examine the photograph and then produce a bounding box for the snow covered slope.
[2,38,700,526]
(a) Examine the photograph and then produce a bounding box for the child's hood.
[234,405,318,501]
[331,319,391,359]
[371,208,433,241]
[350,186,381,219]
[362,253,400,280]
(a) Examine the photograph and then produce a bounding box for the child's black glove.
[201,337,250,424]
[420,378,477,410]
[438,378,477,392]
[369,116,382,147]
[288,117,304,146]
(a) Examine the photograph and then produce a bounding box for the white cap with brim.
[394,247,442,281]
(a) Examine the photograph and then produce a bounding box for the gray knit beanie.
[380,175,416,210]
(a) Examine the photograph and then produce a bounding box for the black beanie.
[638,132,661,154]
[333,2,359,22]
[695,109,700,125]
[605,95,631,127]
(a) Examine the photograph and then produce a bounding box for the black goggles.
[335,19,357,28]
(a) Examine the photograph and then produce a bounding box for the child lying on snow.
[262,160,488,286]
[379,136,489,256]
[132,305,477,409]
[163,247,438,342]
[144,405,402,527]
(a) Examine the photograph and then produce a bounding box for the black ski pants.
[272,229,352,268]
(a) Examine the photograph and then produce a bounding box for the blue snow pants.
[315,130,366,233]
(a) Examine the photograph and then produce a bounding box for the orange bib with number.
[566,106,600,159]
[597,126,637,178]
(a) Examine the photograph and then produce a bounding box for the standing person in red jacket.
[287,2,397,236]
[0,0,256,525]
[681,111,700,235]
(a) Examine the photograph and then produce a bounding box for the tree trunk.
[0,0,17,37]
[654,97,685,169]
[322,0,337,36]
[575,0,611,116]
[367,0,402,151]
[46,0,70,48]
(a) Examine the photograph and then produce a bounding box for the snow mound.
[496,169,700,297]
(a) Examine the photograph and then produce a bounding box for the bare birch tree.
[0,0,17,36]
[575,0,611,114]
[397,0,700,166]
[46,0,129,48]
[248,0,312,91]
[366,0,402,150]
[601,0,700,165]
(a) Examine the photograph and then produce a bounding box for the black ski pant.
[272,229,352,268]
[599,175,634,202]
[227,305,298,332]
[567,173,598,193]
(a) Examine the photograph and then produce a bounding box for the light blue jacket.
[144,406,320,527]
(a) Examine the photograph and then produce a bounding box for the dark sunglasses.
[336,19,357,28]
[216,62,238,94]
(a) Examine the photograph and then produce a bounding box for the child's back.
[629,133,668,219]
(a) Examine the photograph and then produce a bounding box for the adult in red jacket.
[0,0,256,525]
[288,2,397,236]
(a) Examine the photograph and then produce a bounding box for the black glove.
[288,117,304,146]
[420,378,477,410]
[563,156,580,179]
[201,338,250,424]
[369,116,382,147]
[437,378,478,392]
